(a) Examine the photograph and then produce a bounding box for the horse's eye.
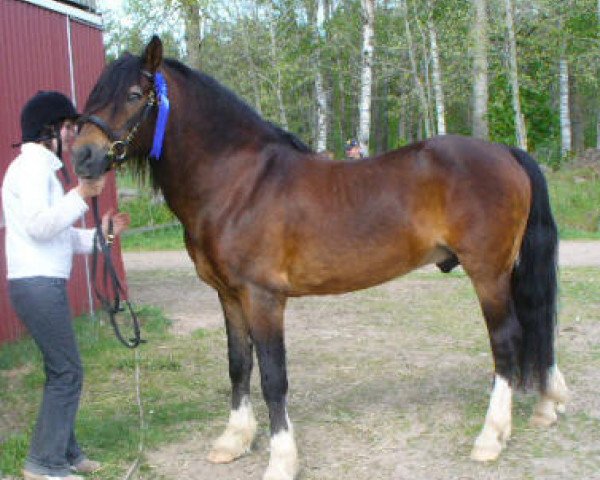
[127,91,142,102]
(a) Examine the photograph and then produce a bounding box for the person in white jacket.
[2,91,129,480]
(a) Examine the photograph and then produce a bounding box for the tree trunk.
[559,57,572,157]
[504,0,527,150]
[427,1,446,135]
[401,0,432,138]
[570,76,585,154]
[182,2,202,70]
[597,0,600,148]
[268,3,288,130]
[312,0,329,151]
[471,0,489,139]
[358,0,375,155]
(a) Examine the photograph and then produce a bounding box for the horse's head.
[72,36,165,179]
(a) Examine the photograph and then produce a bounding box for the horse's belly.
[286,244,443,296]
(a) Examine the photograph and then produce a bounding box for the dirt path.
[122,242,600,480]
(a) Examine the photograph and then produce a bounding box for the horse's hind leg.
[207,293,257,464]
[241,285,298,480]
[469,271,520,462]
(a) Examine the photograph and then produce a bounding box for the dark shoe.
[69,459,102,474]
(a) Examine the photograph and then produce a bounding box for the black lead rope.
[91,196,144,348]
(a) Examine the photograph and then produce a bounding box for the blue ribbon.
[149,72,170,160]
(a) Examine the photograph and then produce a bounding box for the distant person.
[2,91,130,480]
[344,139,363,160]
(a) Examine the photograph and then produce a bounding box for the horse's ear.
[142,35,163,74]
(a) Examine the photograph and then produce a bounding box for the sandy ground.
[122,241,600,480]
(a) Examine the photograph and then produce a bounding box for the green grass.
[120,224,185,251]
[547,167,600,238]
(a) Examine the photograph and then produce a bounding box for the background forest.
[100,0,599,163]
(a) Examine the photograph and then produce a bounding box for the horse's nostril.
[78,145,92,163]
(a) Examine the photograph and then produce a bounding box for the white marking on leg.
[207,396,257,463]
[263,412,298,480]
[471,375,512,462]
[531,364,569,427]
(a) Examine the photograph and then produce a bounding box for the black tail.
[509,147,558,391]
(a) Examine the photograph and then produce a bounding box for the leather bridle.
[77,70,157,170]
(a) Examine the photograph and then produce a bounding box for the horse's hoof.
[263,430,299,480]
[530,411,557,428]
[530,399,558,427]
[471,433,502,462]
[263,465,298,480]
[556,402,566,414]
[207,449,238,464]
[206,427,255,464]
[470,443,501,462]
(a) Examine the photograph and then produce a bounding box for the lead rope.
[90,196,144,348]
[90,197,148,478]
[123,348,146,480]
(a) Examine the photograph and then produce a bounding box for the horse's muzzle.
[72,143,112,179]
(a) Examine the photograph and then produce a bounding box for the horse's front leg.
[207,293,257,464]
[242,286,298,480]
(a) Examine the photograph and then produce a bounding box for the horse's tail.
[509,147,558,391]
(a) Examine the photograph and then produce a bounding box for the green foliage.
[547,167,600,236]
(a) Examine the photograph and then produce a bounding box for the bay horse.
[72,36,568,480]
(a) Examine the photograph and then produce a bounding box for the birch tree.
[597,0,600,148]
[427,0,446,135]
[181,2,203,69]
[560,57,571,157]
[314,0,328,151]
[471,0,489,139]
[400,0,432,138]
[268,3,288,130]
[504,0,527,150]
[358,0,375,155]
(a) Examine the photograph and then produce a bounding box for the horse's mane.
[84,54,312,172]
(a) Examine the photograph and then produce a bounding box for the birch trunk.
[560,57,571,157]
[182,3,203,69]
[358,0,375,155]
[427,1,446,135]
[504,0,527,150]
[597,0,600,148]
[268,3,288,130]
[314,0,328,151]
[471,0,489,139]
[235,1,262,113]
[401,0,432,138]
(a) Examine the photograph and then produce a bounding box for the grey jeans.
[8,277,86,476]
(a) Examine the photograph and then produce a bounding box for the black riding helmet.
[20,91,79,143]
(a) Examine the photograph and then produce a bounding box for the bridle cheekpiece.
[78,70,170,171]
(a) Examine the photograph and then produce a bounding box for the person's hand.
[75,176,106,198]
[101,209,131,241]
